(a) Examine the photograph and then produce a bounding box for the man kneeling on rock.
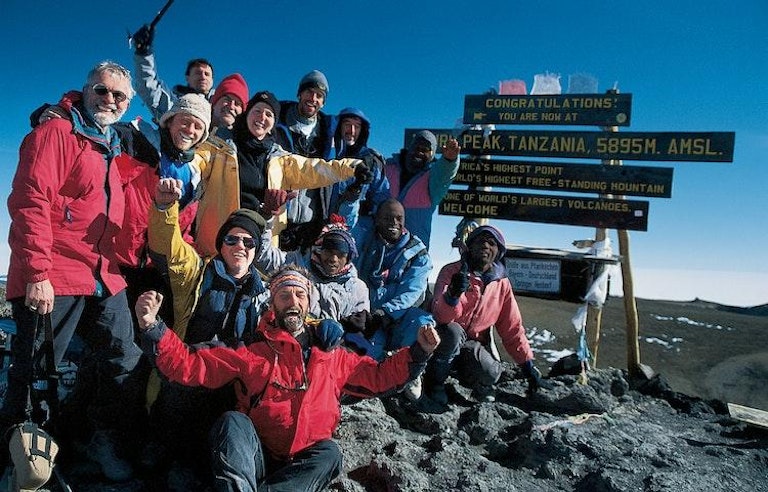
[426,225,542,405]
[135,264,439,491]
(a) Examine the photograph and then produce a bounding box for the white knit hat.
[159,93,211,143]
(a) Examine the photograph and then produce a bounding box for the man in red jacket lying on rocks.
[135,264,439,491]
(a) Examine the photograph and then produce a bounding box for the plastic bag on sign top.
[567,73,599,94]
[498,79,527,95]
[531,73,562,95]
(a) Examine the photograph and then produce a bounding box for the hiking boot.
[87,430,133,482]
[402,376,423,401]
[137,439,167,472]
[427,383,448,406]
[471,384,496,403]
[167,460,205,492]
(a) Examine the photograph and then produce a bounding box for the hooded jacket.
[142,310,430,461]
[7,92,126,299]
[431,258,533,365]
[330,108,390,237]
[255,229,370,321]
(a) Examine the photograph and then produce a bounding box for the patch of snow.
[539,348,576,363]
[526,327,574,362]
[643,334,682,352]
[526,326,556,346]
[650,314,733,331]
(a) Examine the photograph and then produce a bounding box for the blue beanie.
[320,229,357,263]
[298,70,329,98]
[411,130,437,154]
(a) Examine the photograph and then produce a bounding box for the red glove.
[262,189,297,216]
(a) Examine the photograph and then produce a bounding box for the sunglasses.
[223,234,257,249]
[91,83,128,103]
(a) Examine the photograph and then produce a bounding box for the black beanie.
[215,209,266,252]
[247,91,281,123]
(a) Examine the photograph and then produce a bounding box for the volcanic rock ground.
[1,292,767,491]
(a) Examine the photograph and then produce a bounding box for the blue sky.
[1,0,766,306]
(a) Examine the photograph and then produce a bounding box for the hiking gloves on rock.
[521,360,543,395]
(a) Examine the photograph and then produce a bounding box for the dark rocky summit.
[3,286,767,491]
[331,363,768,492]
[34,360,768,491]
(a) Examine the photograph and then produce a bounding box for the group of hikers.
[1,23,543,492]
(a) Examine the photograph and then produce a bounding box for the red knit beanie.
[211,73,249,108]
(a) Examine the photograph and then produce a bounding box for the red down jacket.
[6,97,126,300]
[149,310,421,460]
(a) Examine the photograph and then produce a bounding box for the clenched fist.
[135,290,164,330]
[417,325,441,354]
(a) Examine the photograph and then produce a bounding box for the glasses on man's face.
[91,84,128,103]
[223,234,257,249]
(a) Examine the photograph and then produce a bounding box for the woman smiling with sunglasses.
[140,177,271,486]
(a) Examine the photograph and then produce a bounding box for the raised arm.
[147,178,203,338]
[133,51,174,123]
[428,137,461,202]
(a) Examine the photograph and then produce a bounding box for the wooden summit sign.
[455,158,674,198]
[405,128,735,162]
[463,93,632,126]
[440,190,649,231]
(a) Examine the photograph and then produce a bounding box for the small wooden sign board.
[463,93,633,126]
[728,402,768,430]
[404,128,735,162]
[455,158,674,198]
[439,189,649,231]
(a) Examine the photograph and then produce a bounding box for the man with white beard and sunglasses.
[135,263,440,491]
[3,61,145,482]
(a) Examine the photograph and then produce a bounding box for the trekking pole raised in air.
[127,0,176,48]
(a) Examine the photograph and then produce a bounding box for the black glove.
[362,152,384,174]
[340,311,371,334]
[366,309,391,338]
[353,161,373,186]
[521,360,543,395]
[447,262,470,298]
[132,24,155,56]
[278,227,299,252]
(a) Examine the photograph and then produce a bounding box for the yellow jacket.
[145,201,205,407]
[148,202,206,341]
[195,136,361,257]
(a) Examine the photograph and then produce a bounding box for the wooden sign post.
[411,90,735,377]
